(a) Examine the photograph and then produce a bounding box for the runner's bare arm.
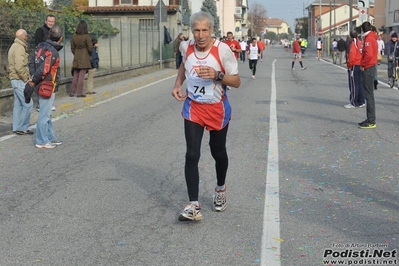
[172,63,187,101]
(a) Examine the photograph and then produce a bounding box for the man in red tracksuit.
[292,36,306,70]
[345,30,365,109]
[359,21,378,129]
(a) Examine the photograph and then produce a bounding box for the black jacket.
[164,26,172,44]
[385,40,398,60]
[35,24,51,46]
[337,39,346,52]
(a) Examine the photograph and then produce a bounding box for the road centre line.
[261,59,281,266]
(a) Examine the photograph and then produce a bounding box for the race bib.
[186,67,216,102]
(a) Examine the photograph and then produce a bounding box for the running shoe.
[252,75,255,79]
[35,143,57,149]
[178,204,203,221]
[15,130,34,135]
[213,187,227,212]
[344,104,356,109]
[358,103,365,108]
[358,122,376,129]
[302,67,307,70]
[358,120,368,126]
[51,140,63,146]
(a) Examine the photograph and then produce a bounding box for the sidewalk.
[0,68,177,137]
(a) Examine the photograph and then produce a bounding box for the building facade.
[385,0,399,33]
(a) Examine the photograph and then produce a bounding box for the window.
[394,10,399,23]
[121,0,131,4]
[140,19,158,31]
[169,0,179,5]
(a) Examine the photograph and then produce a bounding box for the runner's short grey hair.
[190,11,214,30]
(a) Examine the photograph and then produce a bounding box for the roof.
[264,18,286,27]
[79,5,178,13]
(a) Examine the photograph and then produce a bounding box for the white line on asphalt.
[261,59,281,266]
[322,59,396,89]
[0,75,176,143]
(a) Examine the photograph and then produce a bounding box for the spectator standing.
[171,11,241,221]
[300,38,307,55]
[371,26,380,90]
[173,33,185,69]
[345,35,352,63]
[29,26,64,148]
[385,32,397,87]
[358,21,378,129]
[345,30,365,109]
[332,38,338,52]
[70,20,93,97]
[34,14,56,112]
[8,29,33,135]
[377,35,385,56]
[239,38,247,63]
[292,36,306,70]
[34,14,55,46]
[337,37,347,65]
[86,38,99,95]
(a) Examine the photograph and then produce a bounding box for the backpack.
[28,43,47,76]
[28,43,56,98]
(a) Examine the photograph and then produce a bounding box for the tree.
[266,31,277,41]
[51,0,73,10]
[200,0,221,37]
[72,0,88,6]
[14,0,45,10]
[295,17,308,39]
[248,2,268,37]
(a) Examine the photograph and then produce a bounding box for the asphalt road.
[0,46,398,266]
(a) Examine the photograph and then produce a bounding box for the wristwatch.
[216,71,225,81]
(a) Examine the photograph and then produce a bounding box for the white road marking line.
[261,59,281,266]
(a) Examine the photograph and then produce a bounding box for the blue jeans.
[36,93,57,145]
[11,79,33,132]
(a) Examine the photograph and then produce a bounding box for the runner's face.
[227,34,233,41]
[192,20,213,51]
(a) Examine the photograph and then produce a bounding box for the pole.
[319,0,322,33]
[349,0,353,31]
[329,0,332,55]
[334,0,336,37]
[159,1,162,70]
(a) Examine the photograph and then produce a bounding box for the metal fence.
[0,12,175,90]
